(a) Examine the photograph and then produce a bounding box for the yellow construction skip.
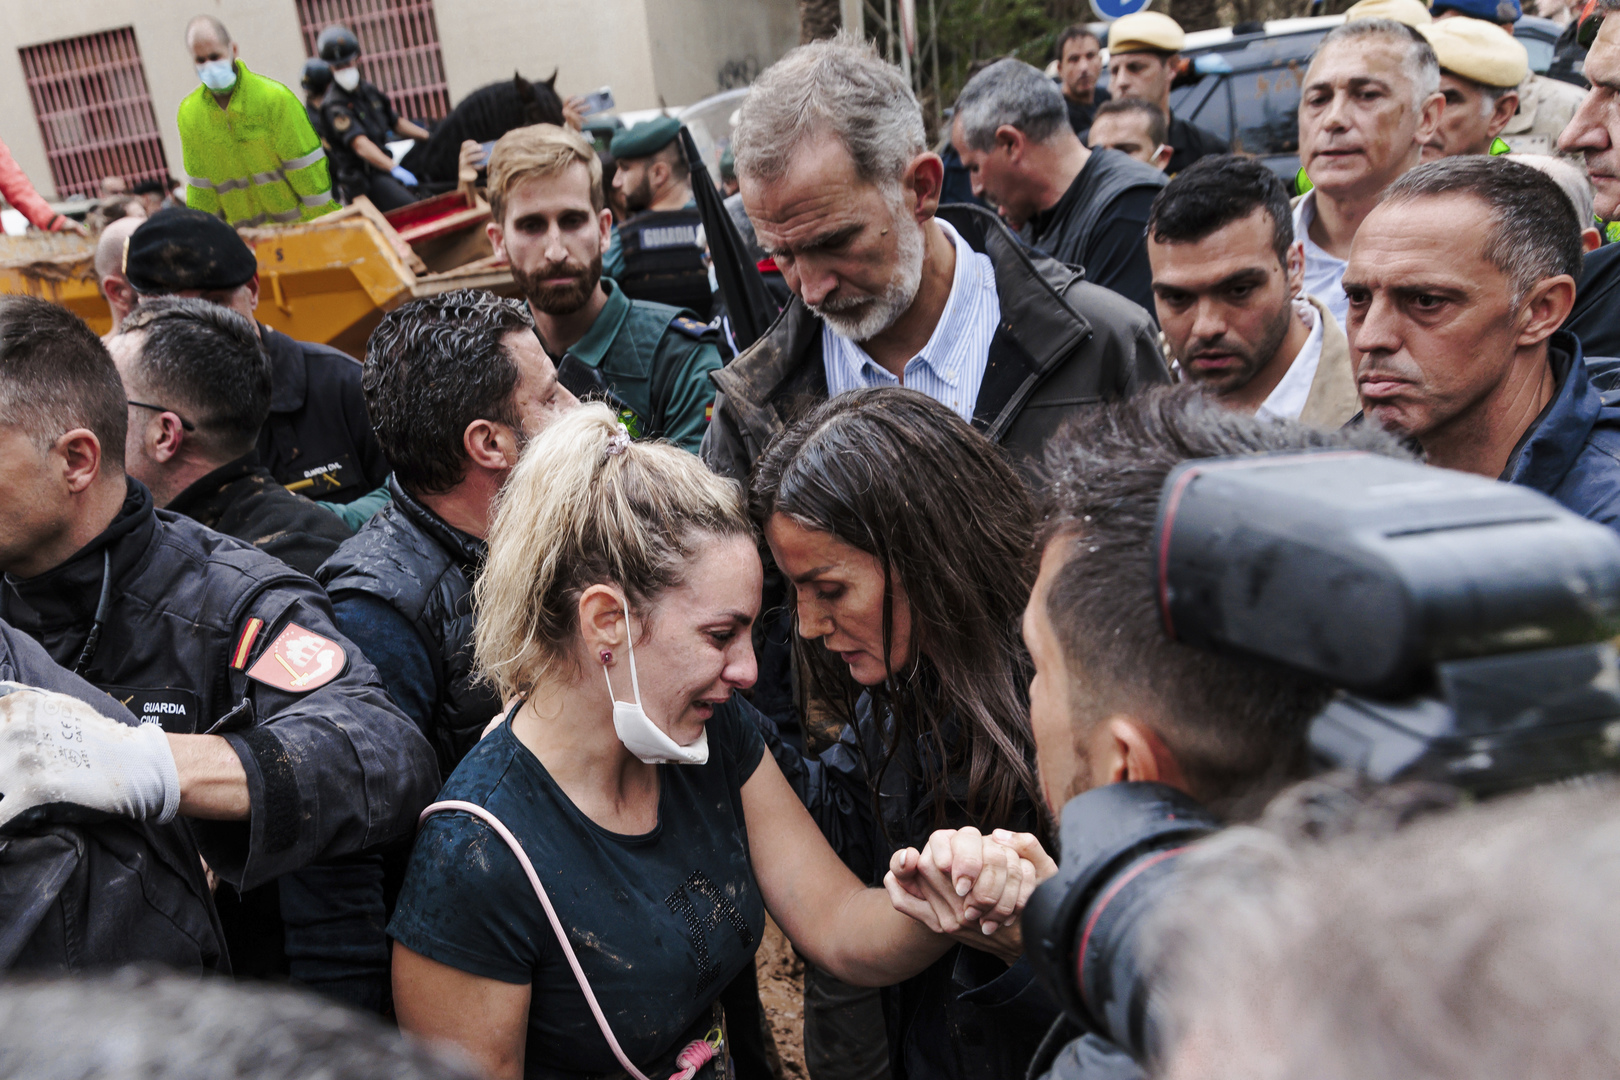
[0,193,515,357]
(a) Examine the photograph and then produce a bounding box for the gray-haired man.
[950,58,1167,312]
[703,36,1167,484]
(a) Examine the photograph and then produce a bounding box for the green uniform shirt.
[565,279,722,452]
[178,60,339,226]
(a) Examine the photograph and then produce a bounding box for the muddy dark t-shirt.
[389,698,767,1079]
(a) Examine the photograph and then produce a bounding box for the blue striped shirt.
[821,219,1001,423]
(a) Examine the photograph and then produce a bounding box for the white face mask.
[603,628,708,765]
[197,60,237,92]
[334,67,361,92]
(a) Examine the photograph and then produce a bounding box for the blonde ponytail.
[473,403,752,700]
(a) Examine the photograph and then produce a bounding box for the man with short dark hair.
[318,289,578,774]
[1295,18,1444,327]
[108,298,350,577]
[1056,26,1110,134]
[1104,13,1229,174]
[124,208,388,508]
[1346,156,1620,526]
[889,387,1396,1080]
[1148,156,1360,426]
[1087,98,1173,171]
[951,58,1166,312]
[0,294,437,1009]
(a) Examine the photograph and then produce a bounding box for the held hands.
[0,683,180,829]
[884,827,1058,965]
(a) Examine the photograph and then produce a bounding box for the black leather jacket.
[317,476,499,775]
[701,203,1169,484]
[0,479,438,889]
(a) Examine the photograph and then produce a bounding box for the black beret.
[124,208,258,294]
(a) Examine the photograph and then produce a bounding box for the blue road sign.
[1090,0,1152,19]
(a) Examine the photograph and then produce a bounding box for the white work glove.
[0,682,180,829]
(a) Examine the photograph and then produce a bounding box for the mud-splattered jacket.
[166,451,352,578]
[0,478,438,890]
[0,618,226,974]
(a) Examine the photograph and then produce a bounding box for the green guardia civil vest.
[178,61,339,227]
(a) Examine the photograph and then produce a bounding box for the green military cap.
[610,116,683,160]
[720,148,736,181]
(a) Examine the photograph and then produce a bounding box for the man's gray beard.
[814,212,928,344]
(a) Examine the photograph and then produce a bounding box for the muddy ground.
[755,917,807,1079]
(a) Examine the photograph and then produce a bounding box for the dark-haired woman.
[750,386,1053,1080]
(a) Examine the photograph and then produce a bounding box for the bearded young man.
[484,123,721,452]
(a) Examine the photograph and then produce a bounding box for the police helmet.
[316,25,361,65]
[301,58,333,94]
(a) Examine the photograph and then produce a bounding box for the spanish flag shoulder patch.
[232,617,264,670]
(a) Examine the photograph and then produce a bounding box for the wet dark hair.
[751,387,1042,831]
[119,296,270,457]
[363,288,534,496]
[0,295,126,471]
[1038,387,1407,815]
[1148,154,1294,267]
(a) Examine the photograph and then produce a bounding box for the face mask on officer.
[334,66,361,92]
[197,60,237,93]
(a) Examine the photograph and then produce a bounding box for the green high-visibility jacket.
[178,60,339,226]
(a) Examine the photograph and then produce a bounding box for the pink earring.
[600,650,613,665]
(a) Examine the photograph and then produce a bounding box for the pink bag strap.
[418,800,719,1080]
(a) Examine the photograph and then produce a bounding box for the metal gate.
[297,0,451,123]
[18,27,171,201]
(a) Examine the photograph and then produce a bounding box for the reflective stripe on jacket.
[178,60,338,226]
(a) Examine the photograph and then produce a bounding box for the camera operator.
[1151,779,1620,1080]
[887,386,1405,1075]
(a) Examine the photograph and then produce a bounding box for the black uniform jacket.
[0,479,438,892]
[256,325,389,505]
[167,451,352,578]
[0,619,226,974]
[701,203,1169,483]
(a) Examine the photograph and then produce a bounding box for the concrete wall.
[641,0,799,108]
[0,1,310,200]
[0,0,798,202]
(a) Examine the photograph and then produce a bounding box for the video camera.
[1023,451,1620,1061]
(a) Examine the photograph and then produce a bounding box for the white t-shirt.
[1293,191,1349,331]
[1257,300,1325,422]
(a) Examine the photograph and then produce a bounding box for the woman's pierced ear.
[599,650,613,665]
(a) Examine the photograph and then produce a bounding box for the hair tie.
[604,424,631,459]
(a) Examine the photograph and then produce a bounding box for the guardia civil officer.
[316,25,430,212]
[0,296,438,1006]
[608,117,714,319]
[0,622,224,975]
[485,123,721,452]
[123,209,390,512]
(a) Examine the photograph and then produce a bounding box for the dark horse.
[400,71,565,184]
